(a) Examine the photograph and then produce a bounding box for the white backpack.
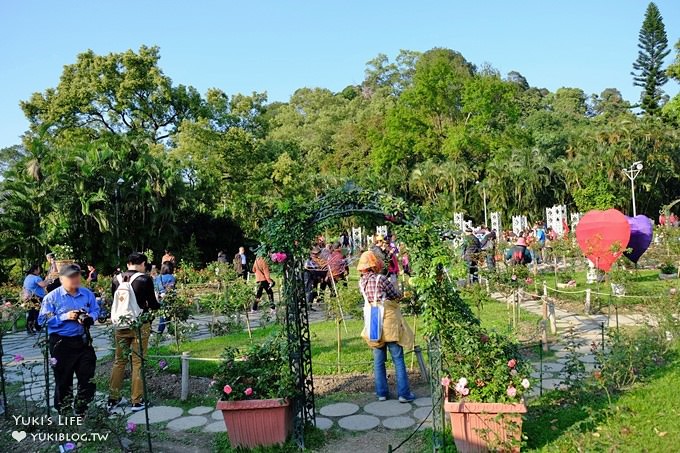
[111,272,144,328]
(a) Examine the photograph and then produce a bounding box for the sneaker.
[398,393,416,403]
[106,398,123,414]
[106,398,121,410]
[130,401,149,412]
[377,396,387,402]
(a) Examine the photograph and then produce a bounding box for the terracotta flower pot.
[216,398,292,448]
[444,399,527,453]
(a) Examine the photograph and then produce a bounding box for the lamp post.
[115,178,124,262]
[622,161,643,217]
[476,181,488,227]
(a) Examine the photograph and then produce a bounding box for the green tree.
[632,2,671,115]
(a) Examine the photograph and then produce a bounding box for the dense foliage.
[213,332,295,401]
[1,5,680,276]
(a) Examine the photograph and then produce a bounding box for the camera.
[76,310,94,328]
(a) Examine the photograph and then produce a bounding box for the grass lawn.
[539,267,676,308]
[154,300,542,378]
[525,354,680,452]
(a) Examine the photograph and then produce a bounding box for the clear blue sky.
[1,0,679,148]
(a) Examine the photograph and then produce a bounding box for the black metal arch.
[277,187,418,449]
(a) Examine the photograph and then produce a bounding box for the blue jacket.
[38,286,100,337]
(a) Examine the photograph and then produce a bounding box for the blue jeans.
[157,317,167,333]
[373,342,411,399]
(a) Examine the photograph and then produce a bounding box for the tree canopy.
[1,6,680,276]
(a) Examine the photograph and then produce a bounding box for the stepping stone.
[338,414,380,431]
[413,406,433,421]
[127,406,183,424]
[540,379,562,390]
[319,402,359,417]
[578,354,596,364]
[203,421,227,433]
[188,406,213,415]
[166,415,208,431]
[413,397,432,407]
[315,417,333,430]
[383,416,415,430]
[542,363,565,373]
[364,400,412,417]
[211,410,223,421]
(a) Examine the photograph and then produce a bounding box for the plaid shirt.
[359,272,401,303]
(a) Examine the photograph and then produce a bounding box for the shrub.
[441,327,533,403]
[213,332,295,401]
[593,328,669,392]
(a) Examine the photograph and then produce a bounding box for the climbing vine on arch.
[260,185,480,447]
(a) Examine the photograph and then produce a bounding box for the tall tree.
[631,2,671,115]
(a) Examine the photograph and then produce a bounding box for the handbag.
[361,275,384,342]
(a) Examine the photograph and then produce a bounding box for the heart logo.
[11,430,27,442]
[575,209,631,272]
[624,215,653,263]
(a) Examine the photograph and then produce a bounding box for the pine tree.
[632,2,671,115]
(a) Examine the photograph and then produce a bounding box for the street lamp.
[622,161,643,217]
[115,178,124,262]
[476,181,488,227]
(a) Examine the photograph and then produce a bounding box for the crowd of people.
[18,250,186,416]
[460,221,564,281]
[659,212,680,227]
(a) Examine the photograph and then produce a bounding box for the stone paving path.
[316,398,433,432]
[122,397,436,436]
[501,291,648,394]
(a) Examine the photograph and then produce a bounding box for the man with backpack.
[108,252,160,412]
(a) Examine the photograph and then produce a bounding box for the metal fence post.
[414,346,429,381]
[181,352,190,401]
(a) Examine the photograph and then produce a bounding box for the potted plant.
[213,333,295,449]
[659,261,678,280]
[440,326,532,452]
[51,244,75,273]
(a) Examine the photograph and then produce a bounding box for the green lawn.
[525,354,680,452]
[154,300,542,378]
[540,268,676,308]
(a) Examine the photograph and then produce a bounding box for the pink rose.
[507,358,517,369]
[526,277,534,285]
[458,377,468,387]
[223,385,232,395]
[461,388,470,396]
[506,385,517,398]
[441,377,451,387]
[244,387,253,396]
[126,422,136,433]
[521,379,530,389]
[510,369,518,376]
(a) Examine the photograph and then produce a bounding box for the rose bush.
[213,332,295,401]
[440,327,533,403]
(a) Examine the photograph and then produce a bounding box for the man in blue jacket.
[38,264,99,415]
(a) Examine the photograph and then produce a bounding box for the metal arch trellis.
[263,186,441,450]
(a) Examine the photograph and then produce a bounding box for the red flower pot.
[216,398,292,449]
[444,399,527,453]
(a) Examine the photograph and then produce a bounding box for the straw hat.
[357,251,383,273]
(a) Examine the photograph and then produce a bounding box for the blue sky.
[1,0,679,148]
